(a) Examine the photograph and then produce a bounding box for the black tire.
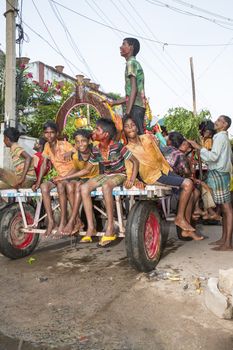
[125,200,163,272]
[0,203,39,259]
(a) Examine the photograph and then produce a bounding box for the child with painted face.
[123,117,203,241]
[61,118,139,246]
[32,120,75,238]
[53,129,99,236]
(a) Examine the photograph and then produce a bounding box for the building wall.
[28,61,76,86]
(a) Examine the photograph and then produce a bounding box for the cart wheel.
[125,201,162,272]
[0,203,39,259]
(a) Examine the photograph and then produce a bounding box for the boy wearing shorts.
[66,118,139,246]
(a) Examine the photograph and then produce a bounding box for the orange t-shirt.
[42,140,74,177]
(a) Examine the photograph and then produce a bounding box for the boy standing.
[0,127,36,189]
[110,38,146,135]
[32,121,74,237]
[189,115,233,251]
[63,118,139,246]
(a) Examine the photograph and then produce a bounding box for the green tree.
[164,107,211,140]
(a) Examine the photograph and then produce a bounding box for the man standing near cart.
[189,115,233,251]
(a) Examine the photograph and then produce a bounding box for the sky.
[1,0,233,136]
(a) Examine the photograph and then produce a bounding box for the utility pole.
[0,0,18,168]
[4,0,18,127]
[190,57,202,179]
[189,57,197,116]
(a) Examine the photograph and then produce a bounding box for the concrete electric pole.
[0,0,18,168]
[189,57,197,116]
[4,0,18,127]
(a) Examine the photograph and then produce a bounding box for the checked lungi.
[206,169,231,204]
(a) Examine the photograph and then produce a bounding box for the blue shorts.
[157,171,184,187]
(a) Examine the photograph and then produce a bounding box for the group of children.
[0,37,232,250]
[1,113,231,250]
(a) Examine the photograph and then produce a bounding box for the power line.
[22,21,86,76]
[50,0,233,47]
[125,0,190,84]
[85,0,122,40]
[111,0,190,96]
[145,0,233,32]
[48,0,99,82]
[31,0,75,75]
[171,0,233,24]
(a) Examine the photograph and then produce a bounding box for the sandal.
[80,236,93,243]
[98,234,117,247]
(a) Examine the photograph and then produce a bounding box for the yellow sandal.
[98,234,117,247]
[80,236,93,243]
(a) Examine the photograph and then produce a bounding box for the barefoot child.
[123,117,198,240]
[53,129,99,236]
[32,121,75,237]
[61,118,139,246]
[189,115,233,251]
[0,127,36,189]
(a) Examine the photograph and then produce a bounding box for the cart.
[0,184,173,272]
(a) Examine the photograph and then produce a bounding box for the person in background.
[189,115,233,251]
[33,137,51,179]
[0,127,36,189]
[201,127,215,151]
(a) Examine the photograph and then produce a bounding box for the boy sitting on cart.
[32,121,75,237]
[0,127,36,189]
[53,129,99,236]
[56,118,139,247]
[123,116,199,240]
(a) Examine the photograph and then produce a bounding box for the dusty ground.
[0,223,233,350]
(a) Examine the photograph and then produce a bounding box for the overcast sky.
[1,0,233,135]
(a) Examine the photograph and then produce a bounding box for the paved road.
[0,223,233,350]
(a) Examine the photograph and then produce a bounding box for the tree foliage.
[164,107,211,140]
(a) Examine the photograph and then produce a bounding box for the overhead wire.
[50,0,233,47]
[48,0,99,82]
[22,21,86,76]
[31,0,76,75]
[145,0,233,32]
[124,0,191,89]
[109,0,191,107]
[85,0,122,40]
[171,0,233,24]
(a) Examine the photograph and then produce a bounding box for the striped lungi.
[206,170,231,204]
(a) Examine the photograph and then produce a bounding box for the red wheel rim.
[144,213,160,259]
[10,211,34,249]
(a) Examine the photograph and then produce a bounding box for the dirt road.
[0,223,233,350]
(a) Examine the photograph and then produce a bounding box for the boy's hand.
[124,179,134,189]
[32,182,40,192]
[187,140,201,150]
[53,176,64,184]
[63,151,73,161]
[135,181,145,190]
[15,177,24,189]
